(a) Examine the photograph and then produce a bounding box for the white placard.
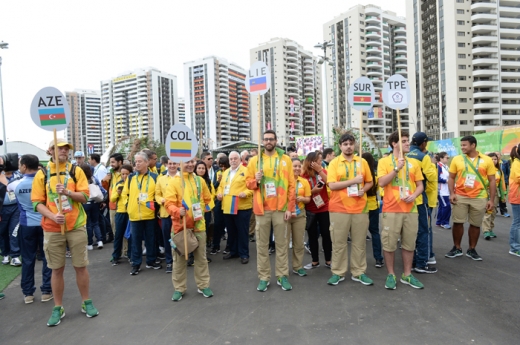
[347,77,375,111]
[382,74,411,110]
[30,87,71,131]
[164,124,199,163]
[245,61,270,96]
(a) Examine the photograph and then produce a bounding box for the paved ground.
[1,213,519,345]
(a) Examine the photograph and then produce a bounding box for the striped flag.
[225,196,239,215]
[170,142,192,158]
[353,92,372,106]
[38,108,66,126]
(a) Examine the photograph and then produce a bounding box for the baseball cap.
[411,132,432,146]
[48,138,74,150]
[74,151,85,158]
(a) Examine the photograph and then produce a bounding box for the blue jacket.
[13,173,42,227]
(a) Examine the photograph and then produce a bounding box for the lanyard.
[463,155,480,174]
[260,154,279,178]
[47,163,70,194]
[295,177,300,196]
[136,173,150,193]
[391,155,409,182]
[225,167,239,184]
[343,159,357,179]
[185,174,201,199]
[309,176,318,189]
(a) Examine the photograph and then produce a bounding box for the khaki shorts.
[452,195,487,227]
[44,226,89,269]
[381,213,418,252]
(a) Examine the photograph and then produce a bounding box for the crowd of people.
[1,129,520,327]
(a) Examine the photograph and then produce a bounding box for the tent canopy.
[211,140,263,154]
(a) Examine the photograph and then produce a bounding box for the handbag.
[88,182,104,203]
[172,228,199,257]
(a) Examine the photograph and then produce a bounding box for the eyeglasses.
[263,138,276,142]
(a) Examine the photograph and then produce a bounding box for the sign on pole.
[165,124,199,163]
[30,87,71,131]
[347,77,375,111]
[245,61,270,95]
[382,74,410,110]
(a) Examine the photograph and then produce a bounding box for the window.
[459,98,467,103]
[457,31,465,36]
[460,120,468,124]
[458,65,466,70]
[456,0,464,2]
[459,87,467,92]
[458,54,466,58]
[458,43,465,48]
[460,109,468,114]
[457,9,464,14]
[457,20,465,25]
[361,44,365,47]
[360,29,364,32]
[459,76,466,80]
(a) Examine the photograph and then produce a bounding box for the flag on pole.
[311,108,315,124]
[289,97,294,115]
[353,92,372,107]
[38,108,67,126]
[170,142,192,158]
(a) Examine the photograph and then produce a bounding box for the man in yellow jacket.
[122,152,161,275]
[164,158,213,301]
[217,151,253,264]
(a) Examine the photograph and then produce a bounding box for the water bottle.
[169,238,176,249]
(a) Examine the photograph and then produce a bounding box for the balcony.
[472,35,498,44]
[474,102,500,110]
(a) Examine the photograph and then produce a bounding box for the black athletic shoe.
[130,266,140,275]
[375,259,384,268]
[466,249,482,261]
[146,263,163,269]
[445,246,463,258]
[414,266,438,274]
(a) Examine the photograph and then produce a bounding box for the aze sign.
[245,61,270,96]
[164,124,199,163]
[30,87,71,131]
[382,74,410,110]
[347,77,375,111]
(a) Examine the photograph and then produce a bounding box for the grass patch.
[0,256,21,292]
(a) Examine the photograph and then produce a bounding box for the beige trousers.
[249,213,256,236]
[172,231,210,293]
[256,211,289,280]
[482,195,499,233]
[288,213,306,271]
[329,212,369,277]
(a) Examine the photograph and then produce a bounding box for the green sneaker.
[484,231,491,240]
[0,292,4,300]
[197,287,214,298]
[277,276,293,291]
[47,306,65,326]
[400,273,424,289]
[257,280,270,292]
[172,291,183,301]
[351,274,374,286]
[293,268,307,277]
[81,299,99,318]
[385,274,397,290]
[327,274,345,286]
[489,231,497,238]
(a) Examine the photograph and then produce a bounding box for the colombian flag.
[38,108,66,126]
[170,142,192,158]
[224,196,239,215]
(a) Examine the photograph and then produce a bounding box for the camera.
[0,140,19,173]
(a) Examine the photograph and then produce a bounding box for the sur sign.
[164,124,199,163]
[382,74,410,110]
[245,61,271,95]
[347,77,375,111]
[30,87,71,131]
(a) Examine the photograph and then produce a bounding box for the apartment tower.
[65,89,102,155]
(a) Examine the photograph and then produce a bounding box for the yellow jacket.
[217,165,253,213]
[425,162,438,208]
[155,172,178,218]
[110,179,128,213]
[121,170,159,221]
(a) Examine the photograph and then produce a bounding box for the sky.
[0,0,406,152]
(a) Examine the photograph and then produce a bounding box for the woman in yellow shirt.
[482,153,506,240]
[110,164,133,265]
[196,160,215,252]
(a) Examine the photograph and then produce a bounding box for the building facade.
[100,68,179,151]
[184,56,250,148]
[65,89,102,155]
[178,97,186,124]
[324,4,409,147]
[249,38,322,146]
[408,0,520,139]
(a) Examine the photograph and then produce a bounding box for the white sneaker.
[159,246,165,254]
[142,248,147,256]
[427,256,437,265]
[289,241,293,249]
[2,256,10,265]
[10,257,22,266]
[97,241,103,249]
[87,245,94,251]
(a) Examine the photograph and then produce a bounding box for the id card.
[7,191,16,202]
[224,185,230,195]
[265,182,277,198]
[55,195,73,214]
[313,194,325,208]
[347,184,359,197]
[464,174,476,188]
[139,193,148,202]
[399,186,410,199]
[192,202,203,221]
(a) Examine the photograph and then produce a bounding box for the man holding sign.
[31,139,99,326]
[377,131,425,290]
[246,130,296,292]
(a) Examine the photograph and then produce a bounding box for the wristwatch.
[67,190,72,196]
[393,167,399,173]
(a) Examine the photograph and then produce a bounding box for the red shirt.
[302,170,329,213]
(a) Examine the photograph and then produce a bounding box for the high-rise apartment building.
[250,38,322,146]
[184,56,250,148]
[324,4,409,147]
[178,97,186,124]
[65,89,102,155]
[408,0,520,139]
[100,67,179,151]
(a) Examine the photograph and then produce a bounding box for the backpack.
[41,164,78,185]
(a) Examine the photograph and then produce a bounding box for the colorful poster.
[295,135,324,157]
[501,128,520,155]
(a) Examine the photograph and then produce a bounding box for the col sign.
[382,74,411,110]
[165,124,199,163]
[30,87,71,131]
[347,77,375,111]
[245,61,270,95]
